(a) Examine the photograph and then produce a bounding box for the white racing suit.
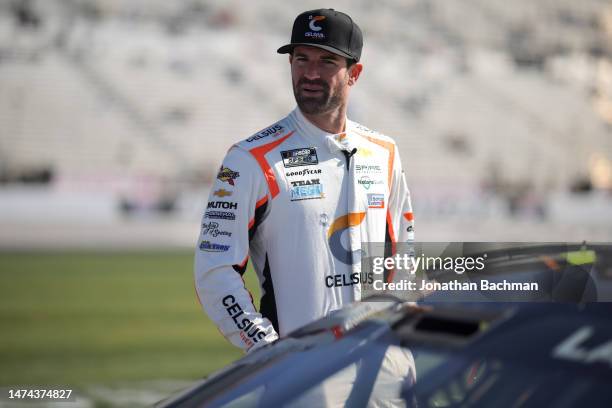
[194,107,415,352]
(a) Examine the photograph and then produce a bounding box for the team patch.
[281,147,318,168]
[204,211,235,220]
[199,240,230,252]
[290,183,324,201]
[217,166,240,186]
[290,178,320,187]
[367,193,385,208]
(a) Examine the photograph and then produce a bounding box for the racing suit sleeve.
[386,146,417,293]
[388,147,415,243]
[194,147,279,353]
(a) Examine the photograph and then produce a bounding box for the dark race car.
[157,244,612,407]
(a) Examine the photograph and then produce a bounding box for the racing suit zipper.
[341,148,358,171]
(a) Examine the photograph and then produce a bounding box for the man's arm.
[388,147,415,243]
[194,147,279,352]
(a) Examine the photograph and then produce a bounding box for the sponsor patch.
[213,189,232,198]
[358,176,384,190]
[199,240,230,252]
[357,148,373,157]
[246,124,285,142]
[309,15,326,32]
[217,166,240,186]
[222,295,267,346]
[205,211,235,220]
[367,193,385,208]
[201,221,232,238]
[285,168,322,177]
[281,147,318,168]
[290,183,324,201]
[290,178,320,187]
[305,31,325,39]
[334,132,349,148]
[208,201,238,210]
[356,164,383,173]
[354,123,382,137]
[325,272,374,288]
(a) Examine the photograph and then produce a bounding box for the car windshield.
[194,343,612,408]
[408,350,612,407]
[211,323,413,407]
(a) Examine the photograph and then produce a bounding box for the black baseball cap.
[277,9,363,62]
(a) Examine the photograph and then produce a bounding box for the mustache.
[297,78,329,91]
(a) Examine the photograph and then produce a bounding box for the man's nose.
[303,62,320,80]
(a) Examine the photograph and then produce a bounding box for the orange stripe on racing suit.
[248,132,295,199]
[363,135,395,188]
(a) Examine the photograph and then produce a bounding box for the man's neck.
[300,107,346,134]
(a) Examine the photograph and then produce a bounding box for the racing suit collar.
[291,107,357,153]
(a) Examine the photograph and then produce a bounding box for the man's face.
[290,46,357,115]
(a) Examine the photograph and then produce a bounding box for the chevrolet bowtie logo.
[213,189,233,198]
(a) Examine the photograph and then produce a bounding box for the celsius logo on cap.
[309,15,325,32]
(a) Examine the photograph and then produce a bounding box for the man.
[194,8,415,353]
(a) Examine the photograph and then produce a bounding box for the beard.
[293,78,343,115]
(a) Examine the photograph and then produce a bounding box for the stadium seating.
[0,0,611,244]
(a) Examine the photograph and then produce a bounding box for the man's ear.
[289,54,293,64]
[348,63,363,86]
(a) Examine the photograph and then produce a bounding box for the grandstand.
[0,0,611,246]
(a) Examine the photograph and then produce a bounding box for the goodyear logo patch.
[285,168,322,177]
